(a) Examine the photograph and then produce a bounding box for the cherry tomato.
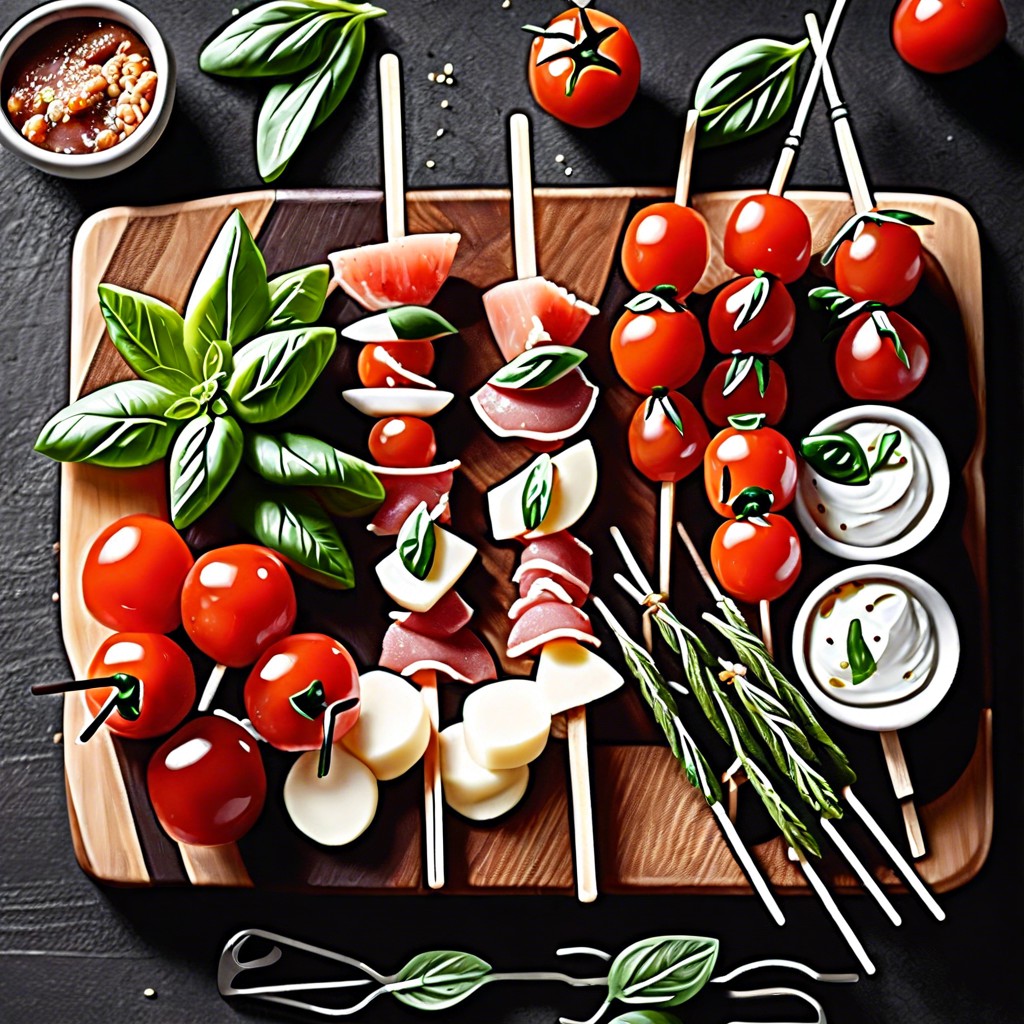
[711,512,802,603]
[368,416,437,467]
[628,388,710,483]
[724,194,811,283]
[835,311,930,400]
[181,545,297,668]
[85,632,195,740]
[527,7,640,129]
[704,424,798,517]
[702,357,788,427]
[611,303,705,393]
[621,202,711,298]
[708,275,796,356]
[82,514,193,633]
[148,715,266,846]
[834,219,923,306]
[893,0,1006,73]
[357,341,434,388]
[244,634,361,752]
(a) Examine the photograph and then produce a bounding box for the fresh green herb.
[625,285,685,314]
[821,209,933,266]
[397,503,436,581]
[489,346,586,390]
[726,412,766,431]
[608,936,718,1009]
[722,355,770,399]
[386,306,457,341]
[872,430,902,471]
[265,264,331,329]
[731,271,770,330]
[870,309,910,368]
[609,1013,683,1024]
[694,37,809,148]
[730,485,773,521]
[392,952,492,1012]
[648,387,685,437]
[169,414,244,528]
[799,431,872,485]
[521,453,554,530]
[847,619,878,686]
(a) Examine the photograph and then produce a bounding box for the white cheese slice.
[283,746,378,846]
[439,723,530,821]
[375,525,477,613]
[341,670,431,780]
[462,679,551,770]
[487,440,598,541]
[342,388,454,417]
[536,639,625,715]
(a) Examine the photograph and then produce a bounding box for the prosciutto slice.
[513,531,593,594]
[368,469,454,536]
[482,277,598,360]
[391,591,474,638]
[471,368,598,442]
[508,577,576,620]
[506,601,598,659]
[381,623,497,684]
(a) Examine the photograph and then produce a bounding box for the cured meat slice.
[368,469,454,536]
[515,569,588,607]
[391,591,474,638]
[506,601,599,659]
[471,368,598,442]
[483,277,598,361]
[513,531,593,594]
[380,623,497,685]
[329,233,460,311]
[508,577,576,620]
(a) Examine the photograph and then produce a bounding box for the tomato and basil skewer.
[703,356,787,426]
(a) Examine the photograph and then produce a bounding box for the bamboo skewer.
[509,112,596,903]
[198,662,228,713]
[417,670,444,890]
[880,730,927,859]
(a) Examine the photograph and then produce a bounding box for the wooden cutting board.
[58,186,992,895]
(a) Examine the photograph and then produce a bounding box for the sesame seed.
[564,167,573,176]
[425,159,435,168]
[231,7,239,14]
[53,732,63,744]
[143,988,157,999]
[440,99,449,109]
[51,592,59,603]
[554,154,564,163]
[502,0,511,7]
[445,77,455,85]
[436,128,444,137]
[428,72,436,82]
[443,63,454,75]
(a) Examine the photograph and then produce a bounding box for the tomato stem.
[317,698,360,779]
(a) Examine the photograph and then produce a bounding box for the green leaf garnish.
[847,618,878,686]
[388,306,457,341]
[874,209,934,226]
[607,935,719,1008]
[488,346,586,390]
[822,209,934,265]
[169,413,244,528]
[731,274,771,330]
[799,431,871,485]
[625,287,684,314]
[647,387,686,438]
[722,355,770,399]
[872,429,902,471]
[731,485,773,520]
[609,1012,683,1024]
[397,502,436,581]
[392,951,492,1012]
[870,310,910,369]
[726,412,766,431]
[289,679,326,721]
[265,264,331,329]
[521,453,553,531]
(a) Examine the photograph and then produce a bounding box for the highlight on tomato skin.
[368,416,437,467]
[611,305,705,394]
[628,387,710,483]
[710,513,803,603]
[835,311,930,401]
[620,202,711,298]
[723,194,811,284]
[704,424,799,518]
[892,0,1007,74]
[834,219,923,307]
[702,357,788,426]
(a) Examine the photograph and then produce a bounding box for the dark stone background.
[1,0,1022,1021]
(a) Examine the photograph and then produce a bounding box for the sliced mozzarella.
[375,525,477,613]
[536,639,625,715]
[462,679,551,770]
[487,440,598,541]
[439,723,530,821]
[283,747,378,846]
[342,388,454,418]
[341,670,431,780]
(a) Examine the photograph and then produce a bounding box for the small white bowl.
[793,403,950,561]
[791,564,960,732]
[0,0,175,178]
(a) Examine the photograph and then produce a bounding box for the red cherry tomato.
[357,341,434,388]
[835,311,930,400]
[704,425,798,517]
[181,545,297,668]
[834,219,923,306]
[85,633,195,740]
[710,513,802,603]
[724,194,811,283]
[893,0,1006,73]
[702,357,788,426]
[708,275,796,356]
[628,388,710,483]
[611,304,705,393]
[621,202,711,298]
[368,416,437,467]
[148,715,266,846]
[527,7,640,129]
[244,633,361,752]
[82,514,193,633]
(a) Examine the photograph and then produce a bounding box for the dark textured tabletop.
[1,1,1022,1021]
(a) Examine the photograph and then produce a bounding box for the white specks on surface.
[443,62,454,76]
[103,641,145,666]
[51,592,59,603]
[436,128,444,137]
[164,737,212,771]
[199,561,237,589]
[261,652,298,681]
[97,525,141,564]
[441,99,449,109]
[425,159,436,168]
[635,213,668,246]
[428,72,436,82]
[555,154,564,163]
[143,988,157,1000]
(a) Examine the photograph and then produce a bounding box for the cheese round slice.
[341,670,431,780]
[440,723,529,821]
[284,747,378,846]
[536,639,625,715]
[342,388,454,418]
[462,679,551,770]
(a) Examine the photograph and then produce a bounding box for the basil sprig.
[821,209,934,266]
[488,346,586,390]
[35,209,381,587]
[722,354,770,399]
[847,618,878,686]
[392,951,492,1012]
[800,429,902,485]
[521,453,554,531]
[694,37,808,148]
[807,286,907,360]
[608,936,718,1009]
[201,1,387,182]
[730,270,770,330]
[397,502,437,581]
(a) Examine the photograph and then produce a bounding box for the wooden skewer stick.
[509,111,595,903]
[198,663,228,713]
[805,13,873,215]
[880,729,927,859]
[416,670,444,890]
[768,0,849,196]
[758,600,774,659]
[379,53,405,241]
[674,108,700,208]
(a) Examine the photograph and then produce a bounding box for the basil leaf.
[387,306,457,341]
[807,285,850,312]
[257,16,367,182]
[98,284,197,395]
[164,396,204,421]
[695,38,808,148]
[226,326,336,423]
[521,453,553,531]
[625,289,683,314]
[847,618,878,686]
[168,413,244,528]
[820,212,864,266]
[871,310,910,369]
[731,273,770,330]
[799,431,871,485]
[397,502,436,581]
[34,380,177,468]
[648,390,685,437]
[875,209,934,226]
[265,264,331,329]
[608,936,718,1008]
[872,429,902,471]
[244,431,383,508]
[392,951,491,1012]
[753,355,769,397]
[725,412,766,431]
[233,481,354,588]
[489,346,586,390]
[610,1012,683,1024]
[722,355,753,397]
